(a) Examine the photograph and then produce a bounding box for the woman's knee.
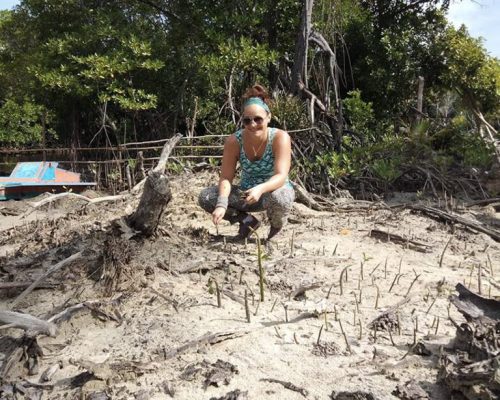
[198,186,218,212]
[267,187,295,210]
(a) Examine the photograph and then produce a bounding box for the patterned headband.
[244,97,270,113]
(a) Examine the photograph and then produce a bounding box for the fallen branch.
[290,281,323,299]
[449,283,500,323]
[260,378,308,398]
[47,303,92,324]
[222,289,246,306]
[369,229,432,253]
[0,282,56,290]
[291,181,324,211]
[409,204,500,242]
[161,329,250,360]
[11,251,83,309]
[0,310,57,336]
[465,197,500,208]
[23,193,128,217]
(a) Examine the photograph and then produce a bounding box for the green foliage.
[438,26,500,114]
[0,98,45,145]
[272,94,309,131]
[342,90,375,140]
[370,158,401,183]
[316,152,355,183]
[36,30,164,110]
[0,0,496,195]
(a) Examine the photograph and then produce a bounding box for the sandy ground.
[0,169,499,400]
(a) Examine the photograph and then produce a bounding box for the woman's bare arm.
[218,134,239,197]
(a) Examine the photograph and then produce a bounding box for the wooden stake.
[317,325,324,345]
[426,296,437,315]
[405,274,421,297]
[388,273,401,293]
[487,253,494,277]
[254,301,260,316]
[388,327,396,346]
[439,237,452,268]
[251,229,265,302]
[326,283,334,299]
[339,266,349,295]
[245,290,251,323]
[370,262,381,276]
[478,263,482,295]
[215,280,221,308]
[270,298,278,312]
[338,319,351,352]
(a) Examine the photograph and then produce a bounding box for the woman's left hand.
[244,185,264,205]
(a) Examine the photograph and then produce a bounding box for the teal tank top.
[235,128,292,190]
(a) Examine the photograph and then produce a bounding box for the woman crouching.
[198,84,295,240]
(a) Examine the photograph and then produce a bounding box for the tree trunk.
[291,0,314,93]
[127,134,182,236]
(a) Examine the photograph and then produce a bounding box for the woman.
[198,84,295,240]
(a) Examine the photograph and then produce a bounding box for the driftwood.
[127,134,182,236]
[209,390,248,400]
[0,311,56,336]
[465,197,500,208]
[290,281,323,299]
[11,251,83,309]
[23,193,128,217]
[331,391,378,400]
[222,289,246,306]
[291,181,324,211]
[260,378,308,398]
[0,282,56,290]
[439,284,500,399]
[159,329,250,360]
[439,355,500,399]
[0,337,44,382]
[450,283,500,323]
[369,229,432,253]
[39,362,62,382]
[392,380,429,400]
[47,300,103,324]
[408,204,500,242]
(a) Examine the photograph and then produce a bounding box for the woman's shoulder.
[272,128,290,143]
[224,133,240,148]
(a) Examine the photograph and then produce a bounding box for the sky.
[447,0,500,58]
[0,0,498,57]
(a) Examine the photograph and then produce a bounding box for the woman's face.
[242,104,270,135]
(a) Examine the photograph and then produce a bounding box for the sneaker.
[237,215,261,239]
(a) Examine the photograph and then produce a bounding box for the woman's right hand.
[212,206,226,225]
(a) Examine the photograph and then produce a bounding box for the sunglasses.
[242,116,264,126]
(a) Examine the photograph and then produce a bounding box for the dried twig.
[11,252,83,309]
[260,378,308,398]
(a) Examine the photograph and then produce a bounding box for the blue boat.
[0,162,96,200]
